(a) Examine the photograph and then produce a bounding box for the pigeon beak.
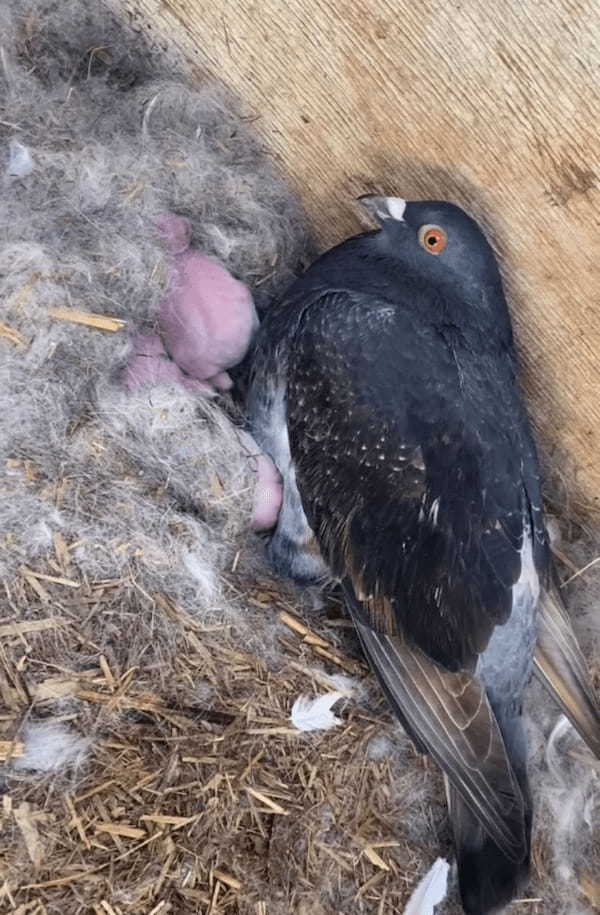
[357,195,407,225]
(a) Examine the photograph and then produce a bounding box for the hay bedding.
[0,2,598,913]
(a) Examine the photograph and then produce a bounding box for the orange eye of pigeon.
[418,224,447,255]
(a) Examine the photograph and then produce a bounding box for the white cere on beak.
[385,197,406,221]
[358,194,406,225]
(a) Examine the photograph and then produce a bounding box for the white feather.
[403,858,449,915]
[545,516,562,548]
[367,735,393,759]
[290,692,343,731]
[182,550,217,599]
[8,140,33,177]
[545,714,572,776]
[312,671,360,697]
[13,722,90,773]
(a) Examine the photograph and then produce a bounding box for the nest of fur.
[1,3,598,913]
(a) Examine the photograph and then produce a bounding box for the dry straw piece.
[1,2,599,913]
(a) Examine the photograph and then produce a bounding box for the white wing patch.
[512,523,540,608]
[429,497,441,527]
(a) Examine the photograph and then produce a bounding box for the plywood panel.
[115,0,600,515]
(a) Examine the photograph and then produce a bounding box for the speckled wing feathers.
[285,290,530,671]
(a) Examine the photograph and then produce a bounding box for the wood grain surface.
[113,0,600,516]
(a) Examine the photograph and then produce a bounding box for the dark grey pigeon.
[247,195,600,915]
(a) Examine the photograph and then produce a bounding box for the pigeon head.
[357,196,509,332]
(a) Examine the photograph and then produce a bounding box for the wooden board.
[116,0,600,516]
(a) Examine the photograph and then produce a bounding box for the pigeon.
[247,195,600,914]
